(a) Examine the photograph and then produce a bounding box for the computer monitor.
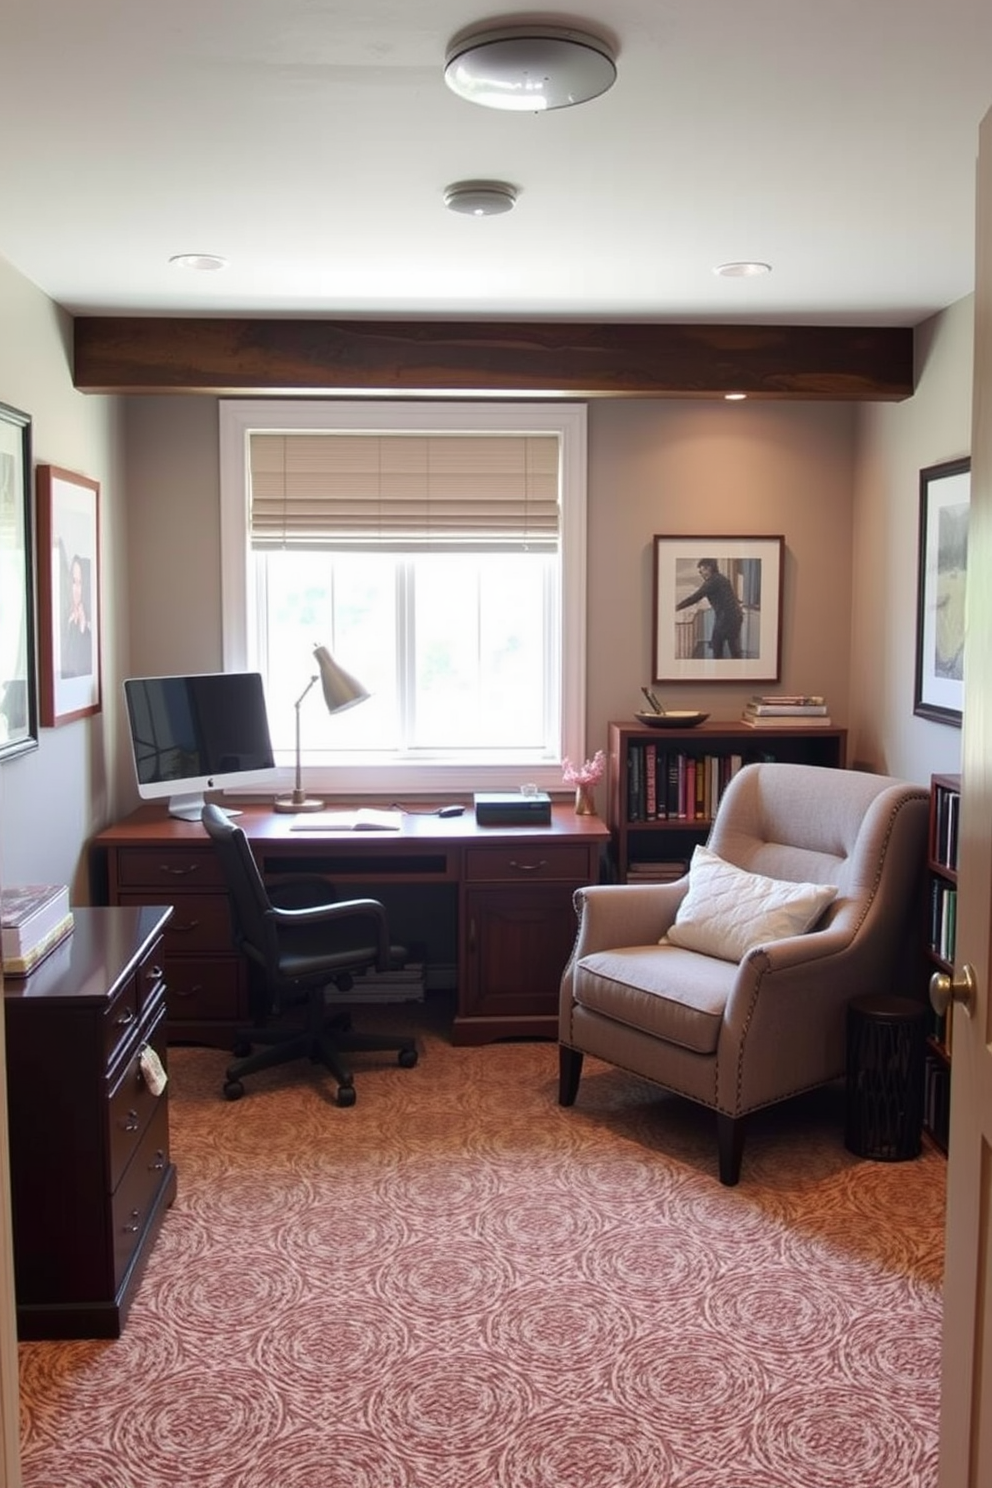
[124,671,277,821]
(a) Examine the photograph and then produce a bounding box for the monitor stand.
[167,793,241,822]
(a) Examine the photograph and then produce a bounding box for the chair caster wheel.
[399,1047,418,1068]
[336,1083,357,1108]
[224,1079,245,1101]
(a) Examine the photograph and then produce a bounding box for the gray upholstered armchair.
[559,762,929,1184]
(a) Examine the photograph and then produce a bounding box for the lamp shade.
[314,645,369,714]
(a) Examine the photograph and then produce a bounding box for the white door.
[937,103,992,1488]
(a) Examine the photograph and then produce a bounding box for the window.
[220,401,588,796]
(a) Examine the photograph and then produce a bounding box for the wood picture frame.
[0,401,38,761]
[652,534,784,684]
[36,465,102,726]
[914,456,970,727]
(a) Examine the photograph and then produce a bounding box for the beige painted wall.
[118,394,859,803]
[585,398,857,749]
[851,295,973,782]
[0,254,124,890]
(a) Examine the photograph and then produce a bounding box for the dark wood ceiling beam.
[72,316,914,400]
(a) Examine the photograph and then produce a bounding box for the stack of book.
[742,694,831,728]
[1,884,73,977]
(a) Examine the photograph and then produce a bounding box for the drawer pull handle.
[123,1109,140,1132]
[122,1210,141,1234]
[171,983,202,1000]
[145,964,164,982]
[150,1150,166,1172]
[160,863,200,877]
[170,919,202,934]
[509,859,548,873]
[115,1007,136,1028]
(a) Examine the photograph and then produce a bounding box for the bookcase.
[606,720,848,884]
[923,772,959,1152]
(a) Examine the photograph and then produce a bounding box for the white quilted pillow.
[664,844,837,962]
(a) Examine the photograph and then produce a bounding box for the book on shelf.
[625,860,689,883]
[1,883,74,976]
[741,713,832,728]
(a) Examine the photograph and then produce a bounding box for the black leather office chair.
[201,803,418,1105]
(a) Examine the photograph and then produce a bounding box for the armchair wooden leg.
[717,1113,745,1186]
[559,1046,584,1106]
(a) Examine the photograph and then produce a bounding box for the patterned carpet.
[18,997,945,1488]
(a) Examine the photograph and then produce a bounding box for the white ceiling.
[1,1,990,325]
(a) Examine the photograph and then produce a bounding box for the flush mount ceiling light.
[713,261,772,278]
[168,253,228,272]
[444,180,518,216]
[444,22,616,111]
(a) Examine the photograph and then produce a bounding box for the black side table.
[844,994,928,1161]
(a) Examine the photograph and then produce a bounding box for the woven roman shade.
[249,432,560,551]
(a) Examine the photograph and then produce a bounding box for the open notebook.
[289,808,403,833]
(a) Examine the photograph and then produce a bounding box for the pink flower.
[562,749,605,787]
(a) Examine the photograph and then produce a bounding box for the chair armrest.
[571,880,689,958]
[268,897,392,968]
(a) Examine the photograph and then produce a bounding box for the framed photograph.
[36,465,102,726]
[653,534,784,684]
[0,402,38,762]
[914,456,970,727]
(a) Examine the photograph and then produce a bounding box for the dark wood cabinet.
[3,906,177,1338]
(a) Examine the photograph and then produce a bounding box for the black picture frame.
[652,534,784,684]
[0,401,38,761]
[914,457,971,727]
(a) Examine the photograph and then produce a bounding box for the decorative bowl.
[634,710,710,729]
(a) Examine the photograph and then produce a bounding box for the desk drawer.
[118,892,233,954]
[165,956,244,1024]
[115,848,225,891]
[465,844,590,883]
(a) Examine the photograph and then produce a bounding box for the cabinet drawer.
[465,844,591,883]
[118,892,233,954]
[115,848,225,890]
[111,1099,170,1289]
[165,957,244,1023]
[106,1005,168,1190]
[101,978,140,1070]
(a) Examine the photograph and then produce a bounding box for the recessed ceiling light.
[713,261,771,278]
[444,180,518,216]
[444,23,616,111]
[169,253,228,272]
[724,392,748,401]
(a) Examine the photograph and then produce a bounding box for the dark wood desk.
[3,905,177,1338]
[93,803,609,1046]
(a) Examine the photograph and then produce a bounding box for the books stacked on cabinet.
[1,884,73,977]
[742,695,832,727]
[625,743,744,823]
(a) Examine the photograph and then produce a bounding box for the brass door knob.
[929,964,976,1018]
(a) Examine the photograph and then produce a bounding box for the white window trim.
[219,399,588,797]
